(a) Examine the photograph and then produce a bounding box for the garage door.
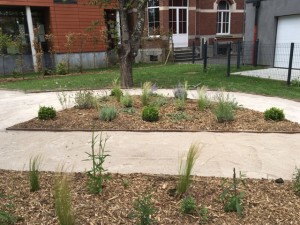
[274,15,300,69]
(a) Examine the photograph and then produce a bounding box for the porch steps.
[173,47,201,62]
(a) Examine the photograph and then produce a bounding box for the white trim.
[147,2,160,36]
[25,6,37,72]
[116,10,121,45]
[216,1,231,35]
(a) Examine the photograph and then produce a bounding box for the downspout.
[25,6,38,72]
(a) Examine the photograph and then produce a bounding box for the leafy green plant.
[180,196,197,214]
[291,78,300,87]
[142,106,159,122]
[74,90,95,109]
[132,193,157,225]
[166,112,191,123]
[120,93,134,108]
[293,167,300,197]
[38,106,56,120]
[0,210,17,225]
[122,179,130,188]
[85,132,110,194]
[29,155,41,192]
[110,78,123,102]
[122,107,136,114]
[197,86,210,111]
[264,107,285,121]
[173,81,188,100]
[56,61,67,75]
[99,106,117,121]
[199,206,209,224]
[177,143,200,195]
[220,168,246,216]
[53,173,75,225]
[174,98,186,111]
[214,91,238,123]
[152,94,168,107]
[141,81,152,106]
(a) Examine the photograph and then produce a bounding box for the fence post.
[287,42,295,86]
[227,42,232,77]
[237,41,241,69]
[192,41,195,64]
[253,39,259,67]
[203,41,207,72]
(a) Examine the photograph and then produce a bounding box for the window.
[217,1,230,35]
[148,0,159,36]
[53,0,77,4]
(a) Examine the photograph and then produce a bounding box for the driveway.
[0,89,300,180]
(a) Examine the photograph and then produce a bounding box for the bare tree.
[90,0,148,88]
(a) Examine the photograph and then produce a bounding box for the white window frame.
[147,0,160,37]
[216,1,231,35]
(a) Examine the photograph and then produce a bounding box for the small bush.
[120,94,134,108]
[132,193,157,225]
[197,86,210,111]
[180,196,197,214]
[214,91,238,123]
[74,90,95,109]
[142,106,159,122]
[293,167,300,197]
[38,106,56,120]
[175,98,186,111]
[111,88,123,102]
[56,61,67,75]
[99,106,117,121]
[291,78,300,87]
[29,155,41,192]
[264,107,285,121]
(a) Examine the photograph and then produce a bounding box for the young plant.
[141,81,152,106]
[180,196,197,214]
[199,206,209,224]
[120,93,134,108]
[220,168,246,216]
[177,143,200,195]
[173,81,188,100]
[56,61,67,75]
[264,107,285,121]
[53,173,75,225]
[74,90,95,109]
[110,78,123,102]
[99,106,117,121]
[293,167,300,197]
[38,106,56,120]
[29,155,41,192]
[197,86,210,111]
[214,91,238,123]
[85,132,110,194]
[166,112,191,123]
[142,106,159,122]
[174,98,186,111]
[0,210,17,225]
[57,92,72,110]
[132,193,157,225]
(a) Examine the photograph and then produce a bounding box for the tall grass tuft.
[141,81,152,106]
[197,86,210,110]
[29,155,41,192]
[214,90,238,123]
[53,173,75,225]
[177,143,201,195]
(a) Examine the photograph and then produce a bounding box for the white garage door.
[274,15,300,69]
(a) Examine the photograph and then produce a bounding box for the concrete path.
[0,89,300,180]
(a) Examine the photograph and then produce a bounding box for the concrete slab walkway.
[0,89,300,180]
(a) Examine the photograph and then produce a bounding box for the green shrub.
[264,107,285,121]
[180,196,197,214]
[120,94,134,108]
[174,98,186,111]
[214,91,238,123]
[132,193,157,225]
[177,143,200,195]
[56,61,67,75]
[293,167,300,197]
[111,88,123,102]
[142,106,159,122]
[197,86,210,111]
[38,106,56,120]
[99,106,117,121]
[74,90,95,109]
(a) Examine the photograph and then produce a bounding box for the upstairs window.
[148,0,160,36]
[53,0,77,4]
[217,1,230,35]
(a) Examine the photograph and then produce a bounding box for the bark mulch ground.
[3,95,300,224]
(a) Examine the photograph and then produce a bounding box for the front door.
[169,6,188,47]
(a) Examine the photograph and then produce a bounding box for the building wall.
[244,0,300,45]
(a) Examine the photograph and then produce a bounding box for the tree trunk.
[120,50,133,88]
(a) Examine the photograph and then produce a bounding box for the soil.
[3,95,300,224]
[7,95,300,132]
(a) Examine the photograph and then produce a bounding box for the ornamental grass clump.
[197,86,210,111]
[214,91,238,123]
[293,167,300,197]
[264,107,285,121]
[141,81,152,106]
[120,93,134,108]
[142,106,159,122]
[29,155,42,192]
[110,78,123,102]
[38,106,56,120]
[74,90,95,109]
[53,173,75,225]
[99,106,117,122]
[177,143,200,195]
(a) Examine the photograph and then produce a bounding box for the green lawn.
[1,63,299,100]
